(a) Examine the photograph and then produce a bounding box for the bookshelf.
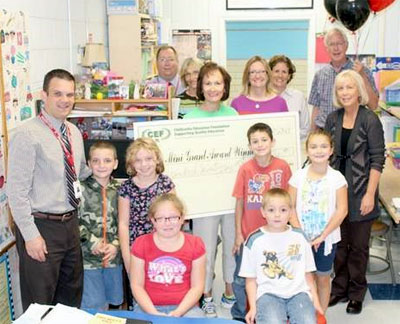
[71,87,173,120]
[108,9,160,83]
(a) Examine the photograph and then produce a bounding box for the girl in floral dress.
[118,137,175,273]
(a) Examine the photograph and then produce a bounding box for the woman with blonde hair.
[177,58,203,118]
[231,55,288,114]
[325,70,385,315]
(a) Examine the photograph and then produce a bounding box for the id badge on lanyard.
[39,113,82,198]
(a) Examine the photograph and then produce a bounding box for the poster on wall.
[106,0,138,15]
[0,10,34,129]
[0,118,12,252]
[172,30,211,68]
[226,0,313,10]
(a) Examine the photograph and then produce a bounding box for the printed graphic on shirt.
[300,178,329,240]
[247,170,284,210]
[287,244,301,260]
[148,256,187,285]
[261,251,294,280]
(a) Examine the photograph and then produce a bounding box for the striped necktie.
[60,123,80,209]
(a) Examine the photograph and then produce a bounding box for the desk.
[387,106,400,120]
[86,310,242,323]
[380,104,400,120]
[379,156,400,224]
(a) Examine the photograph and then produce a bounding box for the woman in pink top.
[231,56,288,114]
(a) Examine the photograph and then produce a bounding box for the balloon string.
[353,32,358,59]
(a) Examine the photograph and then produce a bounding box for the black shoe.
[328,295,349,307]
[346,300,362,314]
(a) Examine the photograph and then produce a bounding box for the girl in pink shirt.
[130,193,206,317]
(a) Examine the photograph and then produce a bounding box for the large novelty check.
[133,112,301,218]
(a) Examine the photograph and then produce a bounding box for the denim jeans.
[256,292,315,324]
[231,245,247,320]
[134,304,204,318]
[81,265,123,310]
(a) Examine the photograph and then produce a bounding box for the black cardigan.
[325,106,386,222]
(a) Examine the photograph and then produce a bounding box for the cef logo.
[142,128,171,141]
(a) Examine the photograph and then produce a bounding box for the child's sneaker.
[201,296,217,317]
[317,312,327,324]
[220,293,236,309]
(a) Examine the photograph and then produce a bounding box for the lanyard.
[39,112,77,176]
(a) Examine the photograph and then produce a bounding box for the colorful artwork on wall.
[0,9,34,129]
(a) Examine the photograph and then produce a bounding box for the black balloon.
[324,0,338,19]
[336,0,370,32]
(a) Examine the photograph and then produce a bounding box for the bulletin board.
[0,10,34,253]
[0,9,33,320]
[172,29,212,68]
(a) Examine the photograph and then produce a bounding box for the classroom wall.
[225,20,309,97]
[0,0,107,91]
[162,0,400,94]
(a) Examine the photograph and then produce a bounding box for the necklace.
[255,103,260,109]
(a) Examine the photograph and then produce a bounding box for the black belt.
[337,154,351,160]
[33,210,77,222]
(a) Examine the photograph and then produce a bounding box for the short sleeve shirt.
[118,174,175,244]
[131,233,205,305]
[240,226,316,300]
[289,165,347,254]
[231,95,288,115]
[232,158,292,239]
[183,104,238,118]
[308,58,377,128]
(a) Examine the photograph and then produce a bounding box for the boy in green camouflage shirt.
[79,141,123,310]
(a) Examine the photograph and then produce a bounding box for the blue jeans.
[256,292,315,324]
[231,245,247,320]
[134,304,204,318]
[81,265,123,310]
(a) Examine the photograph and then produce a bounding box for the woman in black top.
[177,58,203,118]
[325,70,385,315]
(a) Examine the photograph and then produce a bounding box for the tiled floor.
[211,222,400,323]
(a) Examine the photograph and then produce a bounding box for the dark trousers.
[16,216,83,311]
[331,217,373,302]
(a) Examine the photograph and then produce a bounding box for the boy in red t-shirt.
[231,122,292,322]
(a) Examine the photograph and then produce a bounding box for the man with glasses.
[147,45,185,96]
[309,27,378,130]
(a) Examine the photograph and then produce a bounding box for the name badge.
[73,180,82,199]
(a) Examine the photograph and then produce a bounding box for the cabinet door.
[109,15,141,82]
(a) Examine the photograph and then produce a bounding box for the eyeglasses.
[153,215,181,224]
[327,42,346,48]
[158,58,176,63]
[249,70,266,76]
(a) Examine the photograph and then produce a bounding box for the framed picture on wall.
[226,0,313,10]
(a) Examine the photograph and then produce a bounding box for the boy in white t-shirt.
[240,188,323,324]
